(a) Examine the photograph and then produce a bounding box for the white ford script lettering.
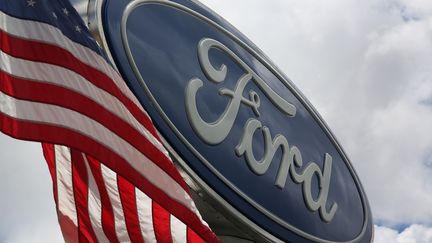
[185,38,337,222]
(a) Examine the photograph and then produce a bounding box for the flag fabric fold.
[0,1,218,242]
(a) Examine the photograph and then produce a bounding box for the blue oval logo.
[98,0,373,242]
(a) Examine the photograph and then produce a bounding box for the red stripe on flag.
[153,202,173,243]
[0,100,218,242]
[0,70,189,192]
[117,176,145,243]
[0,108,217,242]
[0,29,158,138]
[85,155,120,243]
[71,150,98,243]
[188,227,205,243]
[42,143,57,203]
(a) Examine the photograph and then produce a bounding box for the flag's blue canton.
[0,0,110,63]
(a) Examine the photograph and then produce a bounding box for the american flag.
[0,0,218,242]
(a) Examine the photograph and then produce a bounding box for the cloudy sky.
[1,0,432,242]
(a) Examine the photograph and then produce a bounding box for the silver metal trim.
[160,135,281,243]
[88,0,117,67]
[90,0,373,242]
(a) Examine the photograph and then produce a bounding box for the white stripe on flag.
[84,154,110,243]
[0,50,166,154]
[171,215,187,243]
[0,90,193,211]
[135,188,157,243]
[101,164,131,243]
[55,145,78,226]
[0,10,143,111]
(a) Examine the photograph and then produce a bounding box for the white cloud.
[396,0,432,19]
[375,224,432,243]
[4,219,63,243]
[0,134,62,242]
[374,225,399,243]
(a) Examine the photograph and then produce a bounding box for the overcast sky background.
[1,0,432,242]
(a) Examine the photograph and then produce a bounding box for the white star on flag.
[27,0,36,7]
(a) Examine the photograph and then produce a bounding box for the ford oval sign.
[95,0,373,242]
